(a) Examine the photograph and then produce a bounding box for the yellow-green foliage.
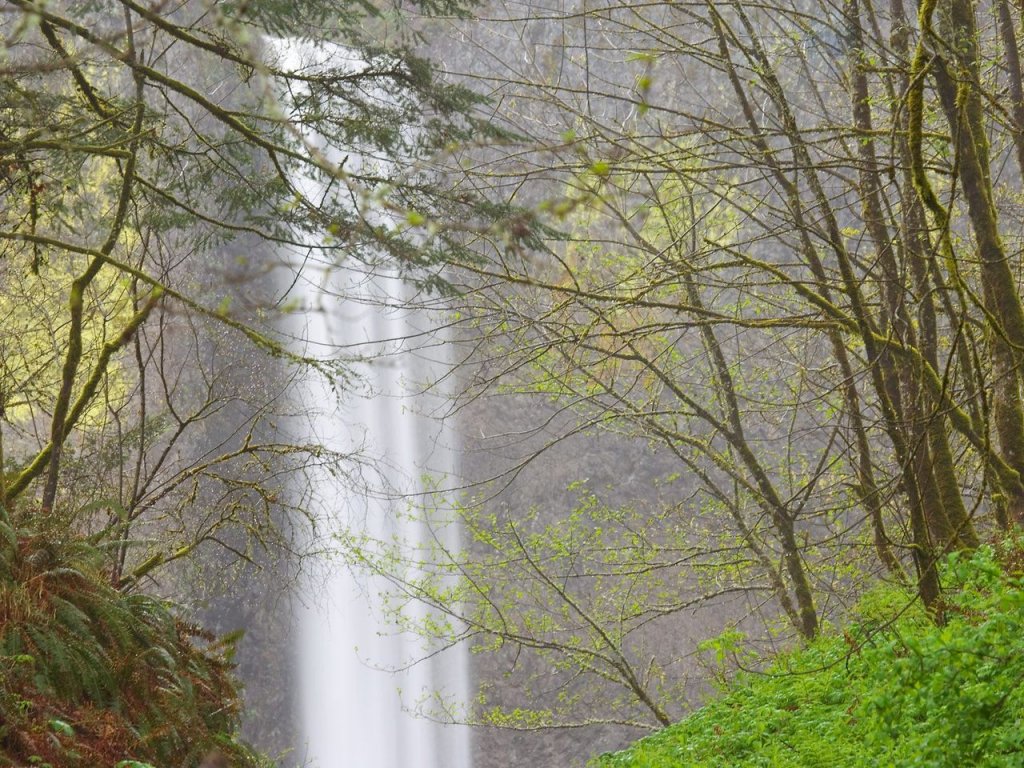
[0,254,133,428]
[1,151,136,430]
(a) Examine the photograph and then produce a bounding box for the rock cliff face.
[449,391,759,766]
[180,230,303,763]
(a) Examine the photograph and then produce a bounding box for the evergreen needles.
[0,518,268,767]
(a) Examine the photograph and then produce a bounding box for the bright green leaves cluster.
[594,543,1024,767]
[353,480,773,729]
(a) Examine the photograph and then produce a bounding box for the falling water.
[291,275,470,768]
[279,42,471,768]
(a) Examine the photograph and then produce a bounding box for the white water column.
[273,39,471,768]
[292,271,471,768]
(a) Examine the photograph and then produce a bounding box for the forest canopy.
[6,0,1024,764]
[351,0,1024,745]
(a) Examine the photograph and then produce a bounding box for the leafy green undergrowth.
[0,517,269,768]
[595,543,1024,768]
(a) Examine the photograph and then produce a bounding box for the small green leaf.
[48,719,74,738]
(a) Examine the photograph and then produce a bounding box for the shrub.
[0,517,268,767]
[595,543,1024,768]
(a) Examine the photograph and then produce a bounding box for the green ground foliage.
[0,517,268,768]
[595,542,1024,768]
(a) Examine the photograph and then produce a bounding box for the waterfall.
[291,271,471,768]
[277,41,471,768]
